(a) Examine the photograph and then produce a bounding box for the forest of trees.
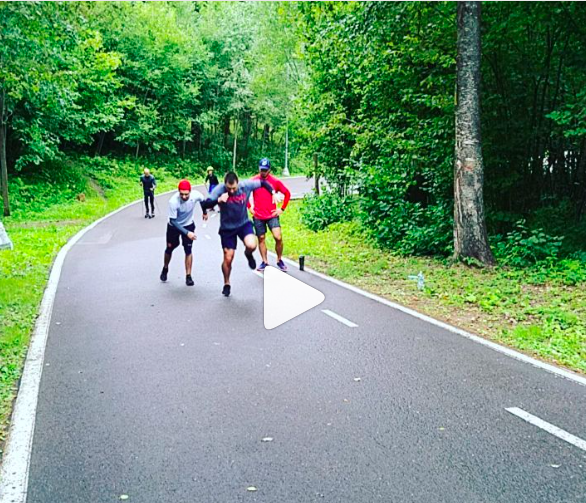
[1,1,585,264]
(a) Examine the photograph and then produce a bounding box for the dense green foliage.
[0,1,303,186]
[2,1,584,262]
[295,2,586,259]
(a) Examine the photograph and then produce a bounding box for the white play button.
[264,266,325,330]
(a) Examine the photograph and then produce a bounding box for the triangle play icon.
[263,266,325,330]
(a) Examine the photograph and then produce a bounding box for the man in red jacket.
[249,158,291,271]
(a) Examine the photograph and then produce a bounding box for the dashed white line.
[506,407,586,452]
[269,252,586,387]
[322,309,358,328]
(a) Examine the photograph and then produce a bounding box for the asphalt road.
[24,177,586,502]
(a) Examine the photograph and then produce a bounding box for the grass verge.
[0,160,184,447]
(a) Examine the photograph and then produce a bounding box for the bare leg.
[222,248,235,285]
[163,249,172,268]
[185,253,193,276]
[271,227,283,261]
[243,234,258,254]
[258,234,268,263]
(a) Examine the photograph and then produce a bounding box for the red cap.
[178,179,191,191]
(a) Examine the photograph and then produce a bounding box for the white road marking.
[0,196,152,503]
[211,213,217,219]
[506,407,586,452]
[253,271,264,279]
[322,309,358,328]
[268,252,586,388]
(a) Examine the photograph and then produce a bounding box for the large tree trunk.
[0,89,10,217]
[453,2,495,265]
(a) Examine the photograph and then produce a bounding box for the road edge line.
[270,253,586,388]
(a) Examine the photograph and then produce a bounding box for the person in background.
[205,166,219,194]
[140,168,157,218]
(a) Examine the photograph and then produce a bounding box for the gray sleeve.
[170,218,189,236]
[240,180,262,192]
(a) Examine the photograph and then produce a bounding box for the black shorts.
[166,222,195,255]
[219,221,254,250]
[253,216,281,237]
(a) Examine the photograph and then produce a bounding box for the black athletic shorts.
[219,221,254,250]
[166,222,195,255]
[253,216,281,236]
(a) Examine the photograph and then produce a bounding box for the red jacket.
[248,173,291,220]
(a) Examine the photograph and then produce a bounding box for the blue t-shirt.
[209,180,272,231]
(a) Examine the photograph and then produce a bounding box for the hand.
[272,208,284,217]
[202,213,209,221]
[187,231,196,241]
[218,192,229,203]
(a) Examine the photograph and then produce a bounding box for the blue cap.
[259,158,271,171]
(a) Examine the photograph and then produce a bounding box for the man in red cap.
[160,179,208,286]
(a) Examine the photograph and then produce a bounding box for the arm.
[260,180,275,194]
[201,184,226,210]
[152,177,157,190]
[277,180,291,210]
[169,218,191,236]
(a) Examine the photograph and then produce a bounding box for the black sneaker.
[186,275,194,286]
[145,213,150,219]
[160,267,168,282]
[151,212,155,218]
[222,284,231,297]
[244,250,256,270]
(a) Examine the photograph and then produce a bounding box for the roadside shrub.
[493,219,564,266]
[301,191,357,231]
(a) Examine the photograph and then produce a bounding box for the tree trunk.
[243,110,251,157]
[223,116,230,149]
[135,142,140,159]
[313,152,320,195]
[262,124,270,153]
[453,1,494,266]
[232,118,238,171]
[95,131,106,157]
[0,89,10,217]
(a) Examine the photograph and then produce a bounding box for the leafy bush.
[493,220,564,267]
[359,195,453,256]
[301,191,357,231]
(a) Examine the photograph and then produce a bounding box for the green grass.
[266,202,586,373]
[0,161,183,446]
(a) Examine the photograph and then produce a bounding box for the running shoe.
[244,250,256,270]
[257,261,268,272]
[145,213,150,219]
[276,259,288,272]
[222,284,231,297]
[186,274,194,286]
[160,267,168,282]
